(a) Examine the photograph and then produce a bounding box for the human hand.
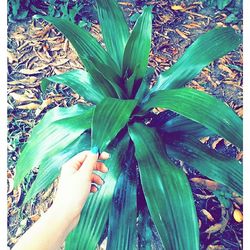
[51,148,110,232]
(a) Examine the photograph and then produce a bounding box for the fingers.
[90,185,98,193]
[94,162,109,173]
[99,151,110,160]
[91,173,104,185]
[90,174,105,193]
[61,150,110,177]
[79,151,99,175]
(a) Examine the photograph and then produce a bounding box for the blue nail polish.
[91,146,99,154]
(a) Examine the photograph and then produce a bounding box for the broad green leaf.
[151,27,241,92]
[138,206,152,250]
[24,132,91,203]
[91,98,137,152]
[166,135,243,195]
[14,104,93,188]
[65,135,130,250]
[87,56,126,98]
[141,88,242,149]
[107,144,137,250]
[82,57,122,98]
[123,6,152,98]
[217,0,232,10]
[125,65,139,97]
[96,0,129,70]
[41,70,106,104]
[135,67,155,101]
[34,15,120,76]
[129,123,199,250]
[161,115,215,138]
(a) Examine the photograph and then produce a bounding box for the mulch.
[7,0,243,249]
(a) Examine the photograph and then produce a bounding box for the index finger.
[79,151,99,174]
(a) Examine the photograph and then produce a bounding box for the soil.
[7,0,243,249]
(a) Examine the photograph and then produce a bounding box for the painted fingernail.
[91,146,99,154]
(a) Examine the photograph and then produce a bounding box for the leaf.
[24,132,91,203]
[135,67,155,101]
[81,57,122,98]
[160,115,215,138]
[138,206,152,250]
[34,15,120,76]
[107,143,137,250]
[171,5,185,11]
[217,0,232,10]
[166,135,243,195]
[130,12,140,22]
[16,103,41,110]
[128,123,199,250]
[91,98,137,152]
[151,27,241,92]
[65,135,130,250]
[96,0,129,70]
[141,88,243,149]
[225,13,238,24]
[123,6,153,98]
[20,65,48,75]
[86,56,126,98]
[41,69,106,104]
[14,104,93,188]
[233,209,243,223]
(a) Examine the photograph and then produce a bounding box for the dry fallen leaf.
[183,23,201,29]
[207,245,225,250]
[211,138,223,149]
[233,209,243,223]
[30,213,41,222]
[175,29,189,39]
[191,178,220,191]
[171,5,185,11]
[51,58,69,67]
[236,151,243,161]
[9,92,37,103]
[19,65,48,75]
[8,77,38,85]
[205,223,223,236]
[7,196,12,209]
[201,209,215,222]
[235,107,243,117]
[7,178,14,194]
[35,97,64,116]
[7,51,18,64]
[17,103,41,110]
[218,64,233,74]
[13,186,22,204]
[200,136,210,143]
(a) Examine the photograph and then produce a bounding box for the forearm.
[12,205,73,250]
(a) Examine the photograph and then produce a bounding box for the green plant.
[202,0,242,24]
[8,0,30,21]
[13,0,243,248]
[8,0,94,27]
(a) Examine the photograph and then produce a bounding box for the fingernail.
[91,146,99,154]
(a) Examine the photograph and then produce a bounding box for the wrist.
[48,203,76,235]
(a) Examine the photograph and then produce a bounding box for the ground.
[7,0,243,249]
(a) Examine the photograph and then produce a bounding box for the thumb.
[78,147,99,175]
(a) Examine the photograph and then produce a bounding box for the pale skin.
[12,150,110,250]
